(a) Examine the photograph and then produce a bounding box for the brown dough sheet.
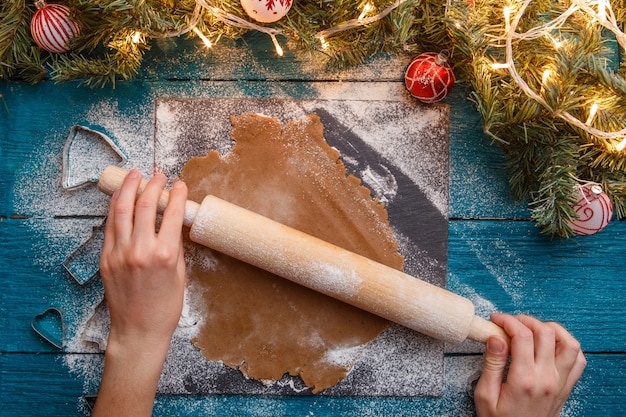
[181,113,404,393]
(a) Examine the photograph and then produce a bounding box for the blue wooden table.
[1,35,625,416]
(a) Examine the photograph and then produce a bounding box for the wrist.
[105,329,172,372]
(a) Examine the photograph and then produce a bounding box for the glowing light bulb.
[192,27,212,48]
[131,31,142,44]
[585,103,599,126]
[358,3,374,21]
[491,63,511,70]
[598,0,607,22]
[542,69,551,84]
[503,6,511,29]
[319,36,329,50]
[271,36,283,56]
[616,137,626,152]
[546,34,562,49]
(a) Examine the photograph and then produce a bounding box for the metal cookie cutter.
[31,307,64,349]
[62,125,127,189]
[63,224,105,285]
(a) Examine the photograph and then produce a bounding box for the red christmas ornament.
[405,52,455,103]
[567,184,613,236]
[30,0,79,53]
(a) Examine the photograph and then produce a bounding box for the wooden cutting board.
[153,98,450,396]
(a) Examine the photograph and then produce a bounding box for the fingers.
[132,172,167,241]
[517,315,557,370]
[158,180,188,243]
[568,350,587,389]
[103,169,187,247]
[474,313,585,417]
[102,189,120,256]
[491,313,535,372]
[111,169,143,243]
[492,314,586,393]
[545,321,587,389]
[475,334,510,406]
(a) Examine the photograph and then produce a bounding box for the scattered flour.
[458,222,528,306]
[322,344,366,368]
[360,165,398,204]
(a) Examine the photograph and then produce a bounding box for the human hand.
[474,313,586,417]
[94,169,188,417]
[99,168,188,356]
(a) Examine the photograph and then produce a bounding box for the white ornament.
[241,0,292,23]
[568,184,613,236]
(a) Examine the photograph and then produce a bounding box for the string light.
[541,69,552,84]
[546,34,562,49]
[319,36,329,50]
[616,138,626,152]
[271,36,284,56]
[597,0,607,22]
[540,68,552,95]
[176,0,411,56]
[497,0,626,140]
[193,0,285,56]
[503,6,511,29]
[316,0,410,40]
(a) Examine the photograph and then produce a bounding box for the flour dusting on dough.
[182,113,401,393]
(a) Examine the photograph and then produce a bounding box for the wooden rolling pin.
[98,166,508,345]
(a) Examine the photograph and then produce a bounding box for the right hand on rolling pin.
[474,313,587,417]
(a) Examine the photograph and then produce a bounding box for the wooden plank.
[0,216,105,353]
[446,87,529,220]
[139,35,411,82]
[449,219,626,353]
[1,352,624,416]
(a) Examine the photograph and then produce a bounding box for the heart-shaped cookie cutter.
[31,307,64,349]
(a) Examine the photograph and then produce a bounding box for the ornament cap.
[589,184,603,196]
[34,0,47,9]
[435,50,451,66]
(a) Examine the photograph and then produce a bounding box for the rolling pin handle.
[97,165,199,227]
[467,315,510,345]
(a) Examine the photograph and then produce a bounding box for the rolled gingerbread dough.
[180,113,405,393]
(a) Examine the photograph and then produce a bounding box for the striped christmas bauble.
[30,2,79,53]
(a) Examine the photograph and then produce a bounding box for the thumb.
[475,336,509,403]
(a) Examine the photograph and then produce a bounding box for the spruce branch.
[448,0,626,237]
[2,0,625,238]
